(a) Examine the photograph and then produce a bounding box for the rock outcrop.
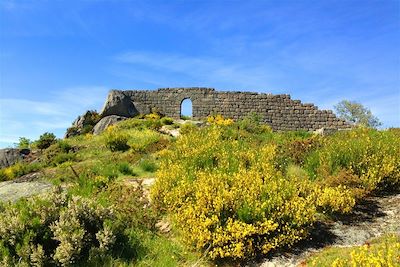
[100,90,138,118]
[93,115,128,135]
[0,148,30,168]
[65,110,100,138]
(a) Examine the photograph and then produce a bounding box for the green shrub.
[43,140,75,166]
[237,113,271,134]
[36,132,57,150]
[104,127,130,152]
[16,137,31,149]
[0,162,42,181]
[0,187,114,266]
[139,159,157,173]
[81,124,94,134]
[127,129,161,152]
[65,126,79,138]
[52,153,76,166]
[161,117,174,125]
[117,162,136,176]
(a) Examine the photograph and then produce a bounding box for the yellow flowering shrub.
[145,112,161,120]
[151,126,354,260]
[306,128,400,194]
[103,126,130,151]
[207,115,234,126]
[309,234,400,267]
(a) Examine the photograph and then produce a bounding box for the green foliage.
[180,115,191,120]
[0,182,160,266]
[66,126,79,137]
[334,100,381,128]
[126,129,161,153]
[305,128,400,193]
[0,187,113,266]
[179,123,197,135]
[139,159,157,173]
[117,162,136,176]
[16,137,31,149]
[36,132,57,150]
[236,112,272,134]
[0,162,42,181]
[43,140,75,166]
[3,112,398,265]
[104,127,130,152]
[160,117,174,125]
[152,126,355,260]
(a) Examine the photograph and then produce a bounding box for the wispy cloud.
[112,50,399,128]
[0,86,108,147]
[114,51,281,91]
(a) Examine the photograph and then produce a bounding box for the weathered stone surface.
[100,88,351,131]
[100,90,139,118]
[93,115,128,135]
[0,148,30,169]
[0,180,52,203]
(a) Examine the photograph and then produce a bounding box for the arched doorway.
[180,98,192,119]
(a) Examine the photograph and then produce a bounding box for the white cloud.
[114,51,280,91]
[0,86,108,147]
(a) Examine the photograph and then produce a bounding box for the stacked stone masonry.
[104,87,351,131]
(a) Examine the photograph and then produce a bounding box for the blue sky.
[0,0,399,147]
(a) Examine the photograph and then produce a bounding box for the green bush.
[161,117,174,125]
[104,128,130,152]
[43,140,75,166]
[16,137,31,149]
[0,187,114,266]
[0,162,42,181]
[52,153,76,166]
[117,162,136,176]
[36,132,57,150]
[139,159,157,172]
[237,113,271,134]
[0,182,158,266]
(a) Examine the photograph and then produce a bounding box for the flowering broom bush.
[305,128,400,194]
[151,125,355,260]
[309,233,400,267]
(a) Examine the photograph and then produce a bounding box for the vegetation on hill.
[0,114,399,266]
[334,100,382,128]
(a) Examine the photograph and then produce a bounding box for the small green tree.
[334,100,382,128]
[17,137,31,149]
[37,132,57,150]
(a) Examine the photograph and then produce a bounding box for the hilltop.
[0,111,399,266]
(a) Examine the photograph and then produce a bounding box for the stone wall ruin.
[100,87,350,131]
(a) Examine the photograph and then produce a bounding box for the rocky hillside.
[0,114,399,266]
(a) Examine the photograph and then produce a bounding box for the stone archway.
[180,98,193,119]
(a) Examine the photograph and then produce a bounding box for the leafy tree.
[16,137,31,149]
[37,132,57,150]
[334,100,381,128]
